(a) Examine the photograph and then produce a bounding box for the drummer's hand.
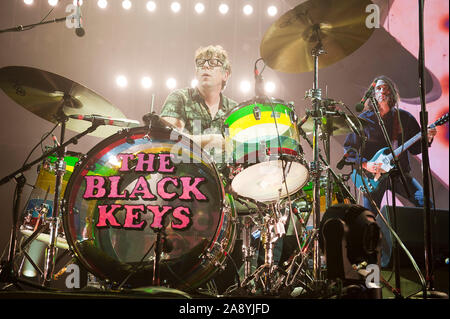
[203,134,225,153]
[428,127,437,143]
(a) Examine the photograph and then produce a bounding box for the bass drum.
[63,125,237,290]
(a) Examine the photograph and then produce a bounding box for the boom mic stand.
[369,96,411,298]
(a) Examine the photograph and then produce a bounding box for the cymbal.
[300,112,367,136]
[0,66,130,138]
[260,0,375,73]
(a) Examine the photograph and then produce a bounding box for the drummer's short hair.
[195,45,232,89]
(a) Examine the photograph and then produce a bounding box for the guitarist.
[343,76,436,266]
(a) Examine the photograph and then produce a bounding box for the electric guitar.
[351,112,448,193]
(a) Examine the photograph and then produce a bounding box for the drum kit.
[0,0,376,297]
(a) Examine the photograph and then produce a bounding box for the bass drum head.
[63,126,236,290]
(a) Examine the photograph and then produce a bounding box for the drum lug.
[289,110,298,124]
[253,106,261,120]
[223,123,229,136]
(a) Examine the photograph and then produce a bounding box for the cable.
[20,8,55,32]
[22,123,59,167]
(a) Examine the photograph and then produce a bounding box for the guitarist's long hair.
[364,75,404,142]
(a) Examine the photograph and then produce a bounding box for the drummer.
[160,44,237,159]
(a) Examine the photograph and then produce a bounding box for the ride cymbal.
[260,0,375,73]
[0,66,130,138]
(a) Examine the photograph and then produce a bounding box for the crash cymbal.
[0,66,131,138]
[300,112,367,136]
[260,0,375,73]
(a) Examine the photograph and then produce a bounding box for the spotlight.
[264,81,276,94]
[116,75,128,88]
[243,4,253,16]
[122,0,132,10]
[146,1,156,12]
[218,3,229,15]
[141,77,153,89]
[24,0,34,5]
[171,2,181,13]
[319,204,382,298]
[195,3,205,14]
[48,0,58,6]
[240,80,251,93]
[267,5,277,17]
[97,0,107,9]
[166,78,177,89]
[191,79,198,88]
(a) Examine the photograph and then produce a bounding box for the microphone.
[74,1,85,37]
[336,152,352,170]
[355,81,376,112]
[68,114,140,128]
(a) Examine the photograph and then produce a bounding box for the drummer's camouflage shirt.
[160,87,237,135]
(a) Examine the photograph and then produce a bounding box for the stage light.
[24,0,34,5]
[191,79,198,88]
[141,77,153,89]
[171,2,181,13]
[146,1,156,12]
[218,3,229,15]
[97,0,107,9]
[48,0,58,7]
[166,78,177,89]
[267,5,277,16]
[240,80,251,93]
[194,3,205,14]
[73,0,83,6]
[116,75,128,88]
[265,81,276,94]
[122,0,132,10]
[243,4,253,16]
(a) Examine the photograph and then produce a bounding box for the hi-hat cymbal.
[0,66,130,138]
[260,0,375,73]
[300,112,367,136]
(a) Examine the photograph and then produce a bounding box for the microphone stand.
[416,0,447,299]
[369,96,411,298]
[0,17,67,34]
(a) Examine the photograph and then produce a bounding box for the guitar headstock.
[434,113,449,127]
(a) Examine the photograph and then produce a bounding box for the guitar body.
[351,147,393,193]
[349,112,448,194]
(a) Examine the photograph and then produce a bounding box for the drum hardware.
[0,119,102,288]
[235,202,292,295]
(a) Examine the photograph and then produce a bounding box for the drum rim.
[62,125,231,286]
[224,96,293,120]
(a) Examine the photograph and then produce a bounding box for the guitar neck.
[388,124,435,161]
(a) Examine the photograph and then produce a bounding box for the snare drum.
[63,125,237,289]
[224,98,309,202]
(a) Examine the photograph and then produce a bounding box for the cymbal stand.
[42,106,68,286]
[309,39,326,283]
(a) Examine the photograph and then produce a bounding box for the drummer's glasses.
[195,58,224,68]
